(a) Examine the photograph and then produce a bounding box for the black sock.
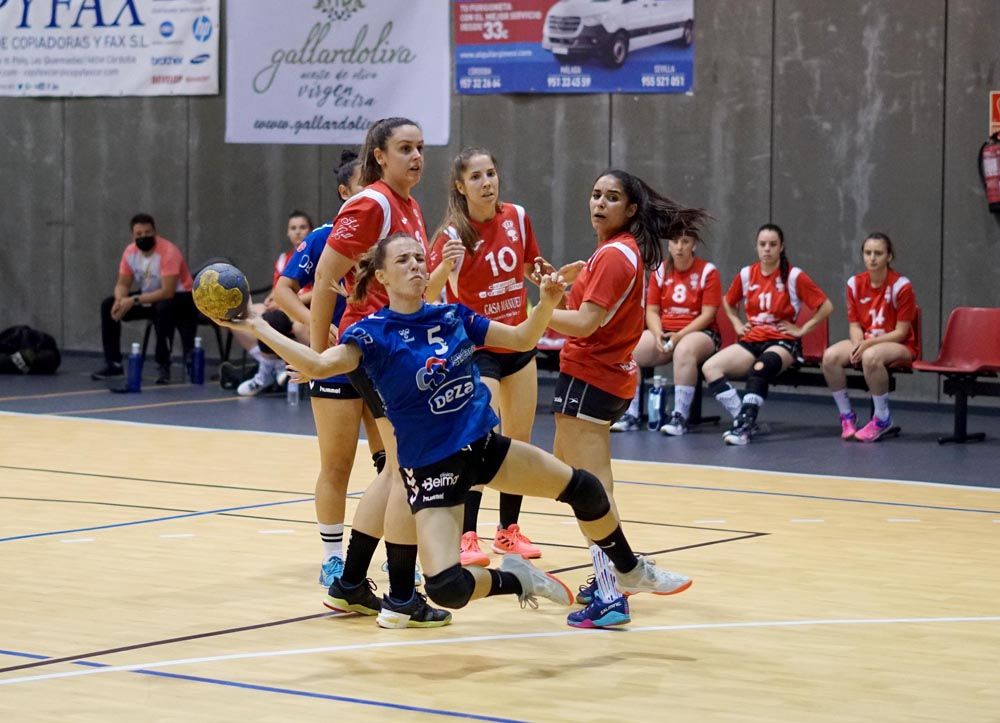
[486,569,523,597]
[341,530,380,586]
[592,526,638,574]
[385,542,418,602]
[463,490,483,534]
[498,493,523,529]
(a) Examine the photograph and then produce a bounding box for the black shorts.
[308,377,361,400]
[551,373,631,425]
[346,368,385,419]
[401,431,512,513]
[664,327,721,350]
[738,338,802,361]
[473,348,537,380]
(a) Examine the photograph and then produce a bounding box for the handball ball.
[193,263,250,320]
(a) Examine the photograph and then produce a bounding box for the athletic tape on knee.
[556,468,611,522]
[746,351,783,398]
[371,450,386,473]
[424,564,475,609]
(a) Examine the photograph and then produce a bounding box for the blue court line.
[0,649,523,722]
[0,498,314,543]
[617,479,1000,515]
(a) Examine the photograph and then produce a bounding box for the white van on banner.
[0,0,219,97]
[225,0,450,145]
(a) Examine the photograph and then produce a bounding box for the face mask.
[135,235,156,252]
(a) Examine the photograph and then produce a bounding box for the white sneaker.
[499,554,573,608]
[274,361,289,388]
[610,413,641,433]
[660,412,688,436]
[237,362,275,396]
[613,556,692,596]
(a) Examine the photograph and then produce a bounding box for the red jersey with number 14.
[725,263,827,342]
[428,203,541,353]
[646,256,722,332]
[326,180,428,332]
[846,269,918,357]
[559,232,644,399]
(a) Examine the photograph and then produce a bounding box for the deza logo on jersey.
[415,358,475,415]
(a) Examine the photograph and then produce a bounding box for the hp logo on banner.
[192,16,212,43]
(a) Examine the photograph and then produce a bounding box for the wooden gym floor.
[1,409,998,722]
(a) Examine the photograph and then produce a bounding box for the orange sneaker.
[459,531,490,567]
[491,524,541,559]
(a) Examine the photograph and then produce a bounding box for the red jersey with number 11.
[725,262,827,342]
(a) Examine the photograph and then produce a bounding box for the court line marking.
[54,396,244,416]
[0,498,313,543]
[0,650,522,723]
[2,616,998,687]
[0,385,189,403]
[790,519,825,523]
[59,538,94,544]
[2,410,997,492]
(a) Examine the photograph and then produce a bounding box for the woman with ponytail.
[546,170,706,628]
[702,223,833,446]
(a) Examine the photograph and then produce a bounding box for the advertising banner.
[225,0,450,145]
[0,0,219,97]
[454,0,694,95]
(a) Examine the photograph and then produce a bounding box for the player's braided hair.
[599,170,710,271]
[351,232,416,304]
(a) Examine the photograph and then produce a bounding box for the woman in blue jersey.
[215,232,693,618]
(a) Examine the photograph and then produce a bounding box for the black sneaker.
[155,364,171,385]
[91,362,124,381]
[324,577,381,616]
[376,591,452,629]
[723,404,759,446]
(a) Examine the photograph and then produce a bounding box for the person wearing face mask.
[92,213,197,385]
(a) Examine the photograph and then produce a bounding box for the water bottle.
[287,380,300,407]
[647,376,664,430]
[126,342,143,393]
[190,336,205,385]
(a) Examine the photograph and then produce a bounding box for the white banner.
[0,0,219,97]
[225,0,450,145]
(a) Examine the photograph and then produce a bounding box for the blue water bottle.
[126,341,143,393]
[647,376,664,430]
[190,336,205,385]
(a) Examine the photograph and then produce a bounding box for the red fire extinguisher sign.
[991,91,1000,135]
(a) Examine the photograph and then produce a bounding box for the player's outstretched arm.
[484,273,565,352]
[215,310,361,379]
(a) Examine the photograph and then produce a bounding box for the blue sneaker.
[567,594,631,628]
[318,555,344,587]
[575,576,597,605]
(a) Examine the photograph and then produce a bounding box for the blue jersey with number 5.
[341,302,499,467]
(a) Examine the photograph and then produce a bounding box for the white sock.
[590,544,620,603]
[319,523,344,562]
[716,387,742,418]
[743,393,765,408]
[673,384,695,419]
[872,393,890,421]
[249,345,264,364]
[832,389,852,416]
[626,387,640,418]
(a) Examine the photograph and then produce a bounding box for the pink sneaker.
[491,524,541,559]
[855,416,893,443]
[459,531,490,567]
[840,412,858,440]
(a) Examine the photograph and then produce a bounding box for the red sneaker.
[491,524,541,559]
[459,531,490,567]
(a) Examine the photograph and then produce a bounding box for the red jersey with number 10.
[725,262,827,342]
[326,180,428,333]
[646,256,722,332]
[428,203,541,353]
[559,232,644,399]
[846,269,918,357]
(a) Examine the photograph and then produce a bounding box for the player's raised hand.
[538,273,566,305]
[556,260,586,283]
[441,237,465,268]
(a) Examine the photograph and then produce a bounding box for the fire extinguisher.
[978,132,1000,213]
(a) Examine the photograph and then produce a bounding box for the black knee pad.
[424,564,475,609]
[371,450,386,474]
[556,468,611,522]
[707,377,731,397]
[746,351,783,398]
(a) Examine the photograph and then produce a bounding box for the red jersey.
[846,269,918,357]
[725,263,827,342]
[326,180,428,332]
[559,232,644,399]
[646,256,722,332]
[428,203,541,353]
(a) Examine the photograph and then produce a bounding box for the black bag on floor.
[0,325,62,374]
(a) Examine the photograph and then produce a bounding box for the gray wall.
[2,0,998,401]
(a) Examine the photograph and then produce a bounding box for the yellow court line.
[0,384,193,403]
[53,396,243,416]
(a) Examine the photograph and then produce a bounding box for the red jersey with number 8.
[646,257,722,332]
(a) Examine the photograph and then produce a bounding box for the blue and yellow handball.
[193,263,251,320]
